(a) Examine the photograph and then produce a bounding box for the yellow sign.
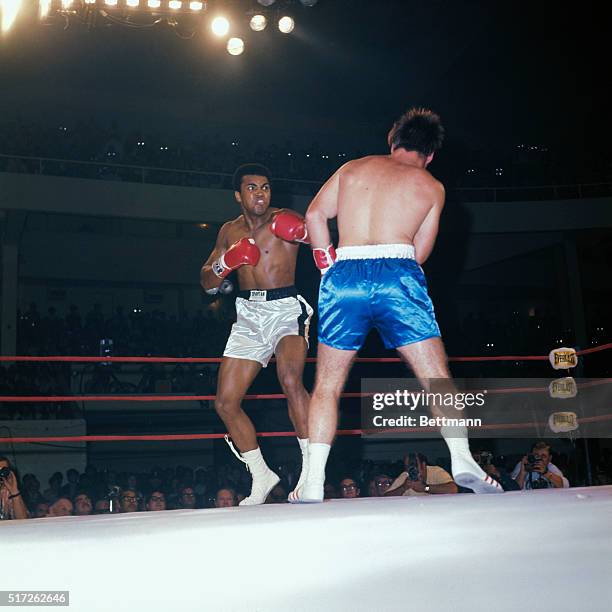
[548,377,578,399]
[548,347,578,370]
[548,411,579,433]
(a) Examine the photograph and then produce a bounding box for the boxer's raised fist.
[270,211,309,244]
[212,237,260,278]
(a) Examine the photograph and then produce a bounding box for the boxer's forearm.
[305,209,332,249]
[200,266,223,292]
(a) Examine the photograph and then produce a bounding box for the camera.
[405,454,420,481]
[531,477,549,490]
[526,453,539,471]
[476,451,493,467]
[0,466,12,481]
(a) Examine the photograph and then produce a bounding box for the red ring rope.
[0,342,610,363]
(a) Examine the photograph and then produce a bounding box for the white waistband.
[335,244,416,260]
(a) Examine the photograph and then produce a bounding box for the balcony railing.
[1,153,611,201]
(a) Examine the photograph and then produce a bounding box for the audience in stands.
[2,118,610,191]
[5,439,611,520]
[511,441,570,490]
[385,452,458,497]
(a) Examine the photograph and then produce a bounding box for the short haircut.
[387,107,445,157]
[146,490,165,503]
[215,487,236,500]
[232,163,271,192]
[532,441,552,454]
[339,476,360,487]
[405,452,428,464]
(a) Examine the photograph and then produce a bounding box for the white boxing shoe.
[288,460,309,503]
[452,456,504,494]
[239,469,280,506]
[289,479,324,504]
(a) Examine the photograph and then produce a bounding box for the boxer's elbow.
[200,266,219,291]
[305,208,327,227]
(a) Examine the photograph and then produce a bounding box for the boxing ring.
[1,344,612,611]
[2,487,612,611]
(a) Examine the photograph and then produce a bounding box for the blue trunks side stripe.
[317,258,441,350]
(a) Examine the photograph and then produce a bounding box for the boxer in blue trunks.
[295,108,503,502]
[318,243,440,350]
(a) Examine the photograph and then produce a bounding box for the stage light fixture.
[147,0,161,8]
[249,14,266,32]
[1,0,22,33]
[169,0,181,8]
[126,0,139,8]
[104,0,118,7]
[39,0,52,18]
[278,15,294,34]
[226,37,244,56]
[211,15,229,36]
[189,1,203,10]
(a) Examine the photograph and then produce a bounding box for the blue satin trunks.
[318,244,441,351]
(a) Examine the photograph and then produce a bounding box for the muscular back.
[336,156,444,247]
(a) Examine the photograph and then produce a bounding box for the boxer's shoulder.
[219,216,249,246]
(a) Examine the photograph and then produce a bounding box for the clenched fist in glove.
[212,237,261,278]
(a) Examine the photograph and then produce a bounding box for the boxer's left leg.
[275,334,310,501]
[396,337,503,494]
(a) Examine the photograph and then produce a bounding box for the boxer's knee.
[312,381,343,402]
[278,369,305,400]
[214,396,242,420]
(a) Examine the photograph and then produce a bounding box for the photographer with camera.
[0,456,29,520]
[511,441,569,490]
[384,452,458,497]
[472,450,520,492]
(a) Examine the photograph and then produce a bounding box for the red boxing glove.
[312,245,336,274]
[212,237,260,278]
[270,211,309,244]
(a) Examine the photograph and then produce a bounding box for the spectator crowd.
[2,439,611,521]
[2,118,611,191]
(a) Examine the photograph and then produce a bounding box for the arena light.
[189,1,203,10]
[147,0,161,8]
[1,0,22,33]
[168,0,182,9]
[104,0,118,7]
[249,14,266,32]
[39,0,52,19]
[299,0,318,6]
[126,0,139,8]
[211,15,229,37]
[61,0,73,8]
[226,37,244,56]
[257,0,276,6]
[84,0,95,4]
[278,15,294,34]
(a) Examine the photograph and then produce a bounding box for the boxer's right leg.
[216,357,280,505]
[294,343,356,503]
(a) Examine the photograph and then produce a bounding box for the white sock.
[294,438,309,485]
[242,447,272,479]
[440,425,471,459]
[305,442,330,485]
